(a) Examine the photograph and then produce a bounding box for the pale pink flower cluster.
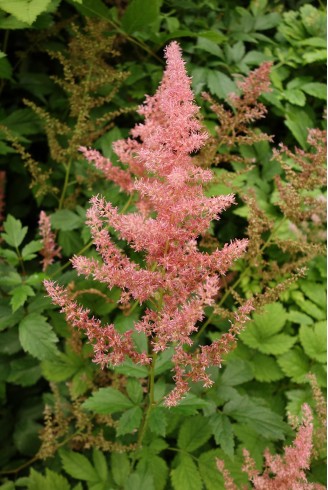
[38,211,61,271]
[45,42,249,405]
[217,404,325,490]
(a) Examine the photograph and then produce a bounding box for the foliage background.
[0,0,326,489]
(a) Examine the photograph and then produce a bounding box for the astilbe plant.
[217,404,325,490]
[45,41,252,408]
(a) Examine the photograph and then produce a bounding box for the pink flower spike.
[38,211,61,271]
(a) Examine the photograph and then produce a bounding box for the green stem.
[132,352,157,466]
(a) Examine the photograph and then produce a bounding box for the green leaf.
[178,415,212,452]
[288,310,313,325]
[0,0,51,25]
[10,284,35,312]
[196,37,222,57]
[42,351,82,381]
[220,358,253,386]
[0,53,12,79]
[27,468,71,490]
[137,455,168,490]
[299,322,326,363]
[60,449,99,481]
[83,387,134,414]
[154,347,173,375]
[170,393,212,415]
[121,0,160,34]
[21,240,42,260]
[283,88,306,106]
[115,358,148,378]
[19,313,59,360]
[124,472,154,490]
[240,303,295,355]
[171,454,202,490]
[126,378,143,404]
[50,209,84,231]
[223,394,287,440]
[251,353,284,382]
[2,215,27,248]
[233,424,272,468]
[209,413,234,457]
[116,406,143,436]
[111,452,130,487]
[92,449,108,482]
[286,389,311,417]
[277,347,311,383]
[198,449,226,490]
[8,355,41,386]
[299,281,327,308]
[295,299,325,320]
[148,407,168,437]
[285,107,313,148]
[207,70,237,99]
[301,82,327,100]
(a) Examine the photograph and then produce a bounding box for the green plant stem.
[131,353,157,469]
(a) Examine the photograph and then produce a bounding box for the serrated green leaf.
[8,355,41,386]
[126,378,143,404]
[301,82,327,100]
[50,209,84,231]
[21,240,42,260]
[169,393,212,415]
[121,0,160,34]
[92,449,108,482]
[137,455,168,490]
[124,472,154,490]
[178,415,212,452]
[41,352,78,382]
[60,449,99,481]
[171,454,202,490]
[2,215,27,248]
[299,322,326,363]
[223,394,287,440]
[116,406,142,436]
[251,353,284,382]
[221,358,253,386]
[207,70,237,99]
[115,359,148,378]
[277,347,311,383]
[285,107,313,148]
[27,468,71,490]
[299,281,327,308]
[288,310,313,325]
[198,449,229,490]
[10,284,35,312]
[0,271,21,287]
[83,387,134,414]
[19,313,58,360]
[283,88,306,106]
[196,37,222,57]
[209,413,234,457]
[148,407,168,437]
[111,452,130,487]
[233,424,273,468]
[285,389,311,417]
[0,0,51,25]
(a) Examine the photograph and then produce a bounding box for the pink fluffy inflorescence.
[45,42,249,405]
[38,211,61,271]
[217,404,325,490]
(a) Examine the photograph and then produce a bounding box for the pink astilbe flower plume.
[45,42,249,405]
[217,404,325,490]
[38,211,61,271]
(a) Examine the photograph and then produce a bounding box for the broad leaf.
[121,0,160,34]
[2,215,27,248]
[83,387,134,414]
[137,455,168,490]
[223,394,287,439]
[209,413,234,457]
[277,347,311,383]
[50,209,84,231]
[0,0,51,25]
[251,353,284,382]
[111,452,130,487]
[171,454,202,490]
[59,449,99,481]
[300,322,326,363]
[19,313,59,360]
[178,415,212,452]
[116,406,143,436]
[10,284,35,312]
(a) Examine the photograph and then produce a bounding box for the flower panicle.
[38,211,62,271]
